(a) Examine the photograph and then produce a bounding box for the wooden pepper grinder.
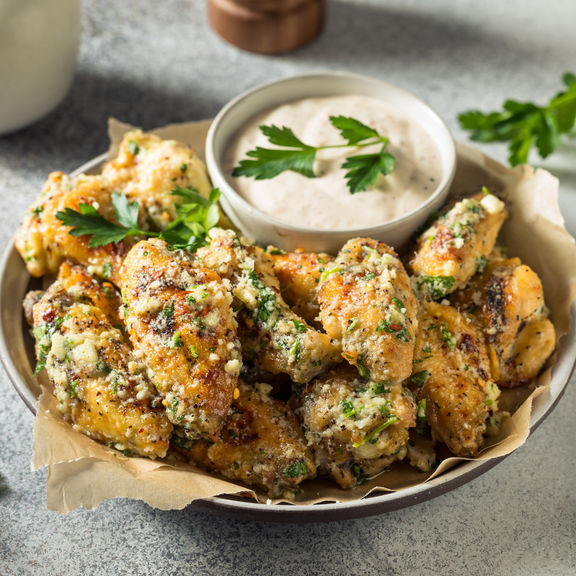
[208,0,325,55]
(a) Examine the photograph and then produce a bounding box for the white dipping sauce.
[224,95,443,231]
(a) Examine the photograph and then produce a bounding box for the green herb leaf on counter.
[458,72,576,166]
[231,116,397,194]
[56,187,221,253]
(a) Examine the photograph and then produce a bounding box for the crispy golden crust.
[410,301,500,458]
[297,366,416,489]
[119,238,242,437]
[197,228,340,383]
[177,381,316,498]
[410,192,508,298]
[15,172,129,283]
[102,130,213,230]
[318,237,418,383]
[452,257,556,387]
[31,263,173,458]
[271,249,333,326]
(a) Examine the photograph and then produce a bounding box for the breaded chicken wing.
[102,130,213,230]
[452,257,556,387]
[120,238,242,437]
[16,130,214,284]
[410,192,508,299]
[297,366,416,489]
[175,381,316,499]
[270,248,333,326]
[197,228,339,383]
[410,301,501,458]
[318,237,418,383]
[30,262,173,458]
[15,172,129,283]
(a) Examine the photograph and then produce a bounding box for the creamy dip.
[224,95,443,230]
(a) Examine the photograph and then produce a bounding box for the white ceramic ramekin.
[205,72,456,253]
[0,0,81,135]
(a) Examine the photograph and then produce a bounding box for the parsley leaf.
[458,72,576,166]
[56,187,221,253]
[56,202,135,247]
[232,116,396,194]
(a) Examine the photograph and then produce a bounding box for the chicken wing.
[409,301,501,458]
[15,130,215,283]
[452,257,556,387]
[120,238,242,437]
[270,248,333,326]
[30,262,173,458]
[196,228,340,383]
[410,191,507,299]
[296,366,416,489]
[101,130,213,230]
[15,172,129,283]
[318,237,418,383]
[175,381,316,499]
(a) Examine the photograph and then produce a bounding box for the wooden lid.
[208,0,325,54]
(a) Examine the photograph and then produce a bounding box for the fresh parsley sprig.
[232,115,396,194]
[56,187,221,253]
[458,72,576,166]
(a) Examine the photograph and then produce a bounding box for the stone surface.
[0,1,575,574]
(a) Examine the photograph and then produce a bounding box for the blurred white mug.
[0,0,81,135]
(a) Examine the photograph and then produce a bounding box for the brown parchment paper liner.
[31,119,576,512]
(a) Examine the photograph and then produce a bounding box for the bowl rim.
[205,71,457,237]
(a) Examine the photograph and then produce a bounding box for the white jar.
[0,0,81,135]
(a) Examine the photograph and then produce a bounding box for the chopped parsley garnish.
[161,301,175,319]
[127,139,140,155]
[417,275,455,300]
[320,264,341,284]
[416,398,428,435]
[439,324,457,350]
[352,464,368,486]
[341,399,359,419]
[410,370,429,388]
[170,331,182,348]
[476,255,488,273]
[292,319,307,333]
[248,269,278,324]
[353,414,399,447]
[290,339,301,359]
[282,460,308,478]
[347,317,359,332]
[231,116,397,195]
[356,355,371,379]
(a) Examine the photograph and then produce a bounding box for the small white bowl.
[205,72,456,253]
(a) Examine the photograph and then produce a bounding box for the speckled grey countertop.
[1,1,575,574]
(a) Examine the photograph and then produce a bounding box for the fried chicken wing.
[296,366,416,489]
[410,301,501,458]
[102,130,213,230]
[15,172,129,283]
[318,237,418,383]
[410,192,508,299]
[120,238,242,437]
[452,257,556,387]
[175,381,316,499]
[270,249,333,326]
[15,130,214,283]
[197,228,339,383]
[30,262,173,458]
